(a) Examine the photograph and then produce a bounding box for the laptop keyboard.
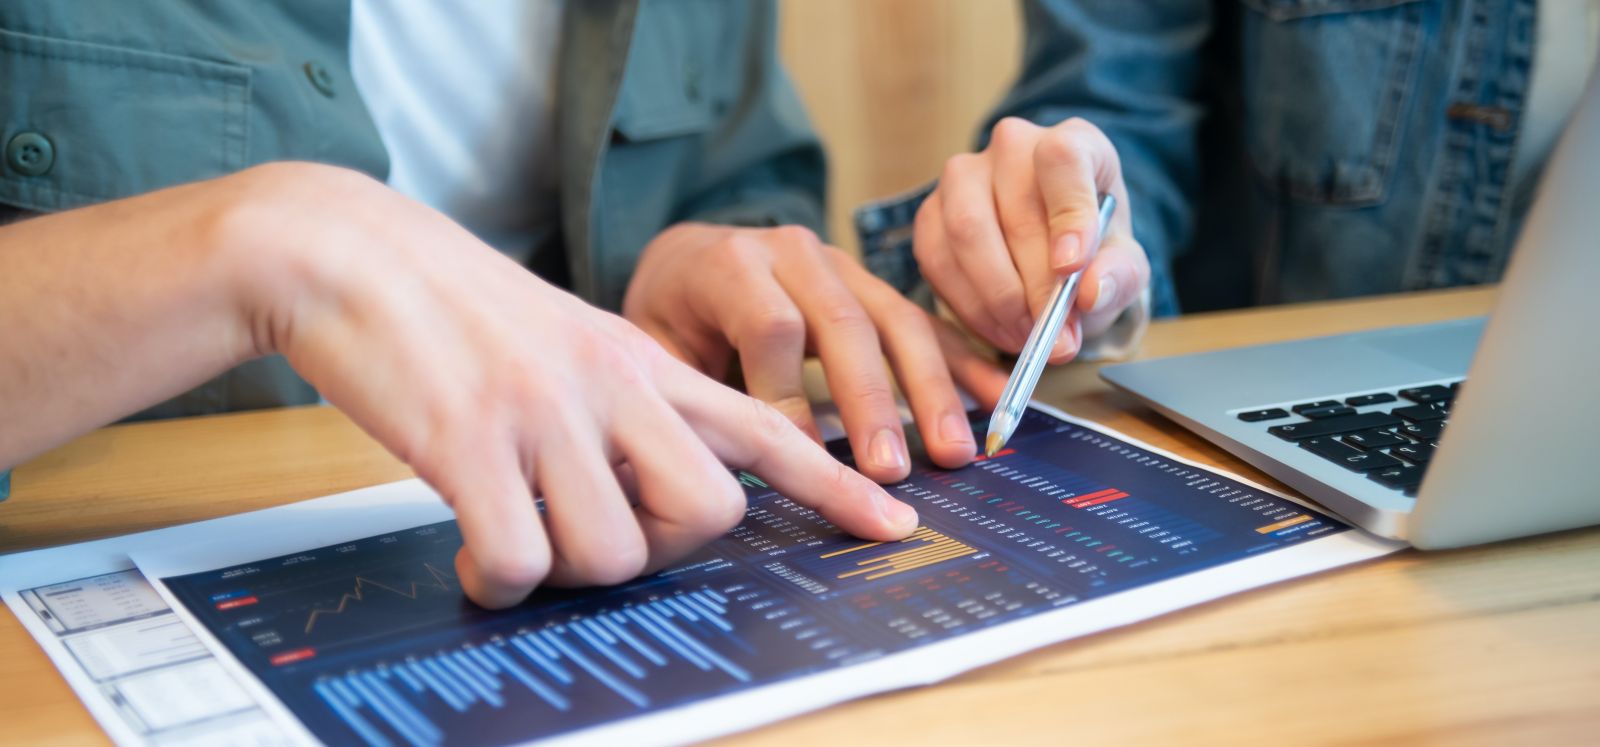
[1238,380,1463,497]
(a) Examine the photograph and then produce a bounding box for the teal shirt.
[1,469,9,501]
[0,0,826,422]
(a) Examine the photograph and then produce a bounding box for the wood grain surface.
[5,286,1597,746]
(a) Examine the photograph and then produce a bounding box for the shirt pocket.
[610,0,735,142]
[0,26,249,213]
[1237,0,1428,205]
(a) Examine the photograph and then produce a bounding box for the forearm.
[0,174,263,468]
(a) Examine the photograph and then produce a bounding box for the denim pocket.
[1238,0,1427,205]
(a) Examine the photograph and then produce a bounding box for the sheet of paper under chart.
[122,404,1399,747]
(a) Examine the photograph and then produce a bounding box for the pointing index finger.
[655,356,920,542]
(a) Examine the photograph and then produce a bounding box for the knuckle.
[564,540,648,587]
[1034,127,1084,168]
[705,478,752,535]
[989,116,1039,149]
[714,235,771,275]
[940,152,981,184]
[476,547,551,593]
[574,324,649,381]
[741,305,806,349]
[821,459,860,500]
[942,206,990,246]
[1062,116,1108,145]
[887,300,935,335]
[744,397,799,451]
[815,293,874,332]
[846,377,897,406]
[768,394,814,429]
[769,224,821,250]
[999,210,1049,243]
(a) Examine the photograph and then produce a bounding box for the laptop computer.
[1099,67,1600,548]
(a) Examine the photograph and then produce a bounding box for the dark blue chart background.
[163,409,1347,747]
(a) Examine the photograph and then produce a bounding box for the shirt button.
[303,61,336,97]
[685,61,703,102]
[5,131,55,177]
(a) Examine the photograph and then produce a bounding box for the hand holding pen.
[914,116,1150,372]
[986,194,1117,455]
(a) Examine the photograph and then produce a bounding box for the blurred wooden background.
[778,0,1023,255]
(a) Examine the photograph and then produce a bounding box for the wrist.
[199,162,384,360]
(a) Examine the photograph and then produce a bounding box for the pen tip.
[984,433,1004,458]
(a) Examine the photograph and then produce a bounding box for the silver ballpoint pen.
[984,193,1116,457]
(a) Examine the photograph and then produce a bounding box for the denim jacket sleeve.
[988,0,1211,317]
[856,0,1206,319]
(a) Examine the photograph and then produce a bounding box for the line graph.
[304,563,455,635]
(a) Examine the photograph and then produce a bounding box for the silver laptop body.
[1100,67,1600,546]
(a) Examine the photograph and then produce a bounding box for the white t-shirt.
[348,0,566,263]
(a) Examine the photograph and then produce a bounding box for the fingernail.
[1053,325,1072,358]
[875,490,919,530]
[869,428,908,472]
[939,412,974,447]
[1091,275,1118,313]
[1053,233,1082,271]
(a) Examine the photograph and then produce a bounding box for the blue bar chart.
[162,408,1347,746]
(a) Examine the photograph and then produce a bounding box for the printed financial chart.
[161,408,1348,747]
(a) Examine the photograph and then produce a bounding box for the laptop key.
[1291,400,1343,414]
[1392,403,1447,422]
[1369,465,1426,490]
[1398,385,1453,404]
[1300,405,1357,419]
[1344,451,1403,471]
[1393,443,1435,464]
[1343,429,1406,449]
[1268,412,1402,441]
[1301,436,1404,471]
[1398,420,1445,441]
[1301,436,1361,459]
[1345,393,1398,407]
[1237,408,1290,422]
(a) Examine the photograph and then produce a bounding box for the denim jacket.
[858,0,1545,315]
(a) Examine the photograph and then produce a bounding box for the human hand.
[622,223,1009,483]
[915,117,1150,362]
[230,164,919,608]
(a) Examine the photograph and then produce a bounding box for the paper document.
[0,482,451,746]
[132,405,1403,747]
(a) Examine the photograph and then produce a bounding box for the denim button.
[304,61,336,97]
[5,131,54,177]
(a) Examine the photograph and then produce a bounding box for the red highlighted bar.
[270,648,317,666]
[1064,488,1118,507]
[973,448,1015,462]
[1079,491,1129,507]
[215,596,258,611]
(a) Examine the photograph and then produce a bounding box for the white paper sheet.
[129,404,1403,747]
[0,481,451,746]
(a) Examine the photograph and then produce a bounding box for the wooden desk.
[4,286,1596,745]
